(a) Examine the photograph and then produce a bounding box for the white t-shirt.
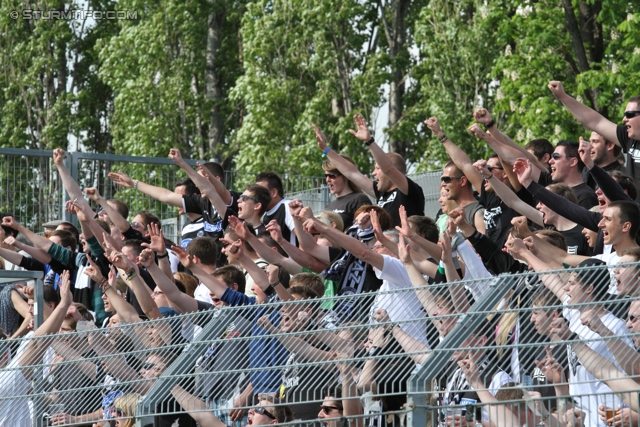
[194,282,213,304]
[0,342,33,426]
[372,255,430,347]
[563,302,633,427]
[593,250,621,295]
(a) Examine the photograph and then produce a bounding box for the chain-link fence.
[2,262,640,427]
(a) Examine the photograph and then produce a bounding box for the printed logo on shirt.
[204,221,223,233]
[377,190,397,208]
[567,245,578,255]
[333,209,345,214]
[181,238,192,249]
[628,147,640,163]
[484,206,502,230]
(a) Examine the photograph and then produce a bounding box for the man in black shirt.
[313,118,425,227]
[548,80,640,201]
[582,132,624,189]
[255,171,297,245]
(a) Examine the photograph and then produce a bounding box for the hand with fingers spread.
[394,205,414,238]
[370,209,384,240]
[548,81,566,98]
[171,245,194,269]
[312,124,329,151]
[141,222,166,254]
[107,170,134,188]
[53,148,67,166]
[137,248,156,269]
[578,136,594,170]
[60,270,73,306]
[288,199,303,217]
[348,114,372,142]
[440,230,453,260]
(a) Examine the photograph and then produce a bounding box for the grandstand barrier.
[1,262,639,426]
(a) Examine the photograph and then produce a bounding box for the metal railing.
[2,262,639,426]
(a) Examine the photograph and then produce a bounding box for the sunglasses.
[141,362,156,370]
[130,221,142,228]
[551,152,573,160]
[240,194,259,203]
[623,110,640,119]
[253,406,276,419]
[320,405,341,414]
[324,173,340,179]
[440,176,462,184]
[487,165,503,171]
[628,315,640,324]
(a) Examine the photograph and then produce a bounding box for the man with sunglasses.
[549,80,640,201]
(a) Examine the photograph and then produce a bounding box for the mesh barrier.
[2,262,639,426]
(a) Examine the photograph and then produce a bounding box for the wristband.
[157,251,169,259]
[322,146,331,156]
[270,280,281,287]
[485,120,496,129]
[438,134,448,143]
[364,137,375,146]
[125,269,137,281]
[133,180,139,190]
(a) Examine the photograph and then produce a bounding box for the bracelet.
[438,134,448,143]
[485,120,496,129]
[157,251,169,259]
[269,280,280,287]
[322,146,331,157]
[483,173,492,180]
[133,180,139,190]
[364,137,375,146]
[125,269,137,281]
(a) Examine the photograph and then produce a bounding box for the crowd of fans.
[1,80,640,427]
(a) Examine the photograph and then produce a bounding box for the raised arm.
[2,216,54,257]
[169,148,227,218]
[373,309,431,365]
[141,223,174,281]
[548,81,619,145]
[266,218,327,273]
[441,229,470,314]
[471,157,543,226]
[305,216,385,271]
[108,170,183,207]
[313,124,375,197]
[395,205,442,261]
[349,114,410,195]
[171,385,227,427]
[52,149,94,211]
[425,117,483,191]
[85,187,133,235]
[172,245,229,298]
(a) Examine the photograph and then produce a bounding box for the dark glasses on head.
[623,110,640,119]
[253,406,276,419]
[240,194,259,203]
[440,176,462,184]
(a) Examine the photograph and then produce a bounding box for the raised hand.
[370,209,384,239]
[394,205,414,238]
[288,199,303,217]
[353,211,371,230]
[448,207,468,228]
[513,158,533,187]
[52,148,66,166]
[468,123,488,140]
[107,171,134,188]
[138,248,156,268]
[171,245,194,269]
[85,187,102,201]
[505,237,529,259]
[1,216,21,230]
[302,217,324,235]
[522,236,539,255]
[168,148,184,164]
[141,222,166,254]
[423,117,442,134]
[265,264,280,285]
[473,108,494,126]
[549,316,572,342]
[265,220,284,242]
[534,347,567,384]
[511,216,532,237]
[580,309,608,335]
[397,234,412,264]
[548,81,566,98]
[312,124,329,151]
[223,239,244,258]
[440,230,453,260]
[373,308,391,324]
[299,206,314,219]
[257,315,277,333]
[228,216,251,241]
[348,114,372,142]
[83,257,105,284]
[473,159,491,179]
[60,270,73,306]
[3,236,18,247]
[107,250,134,272]
[578,136,594,170]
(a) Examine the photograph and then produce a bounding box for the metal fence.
[0,148,443,241]
[2,262,640,427]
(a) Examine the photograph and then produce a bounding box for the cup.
[603,407,616,425]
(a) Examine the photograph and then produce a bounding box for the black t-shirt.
[325,192,372,229]
[181,195,229,247]
[525,343,569,409]
[616,124,640,202]
[373,177,425,227]
[479,182,536,249]
[582,161,624,190]
[571,183,598,209]
[560,224,590,256]
[262,200,295,245]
